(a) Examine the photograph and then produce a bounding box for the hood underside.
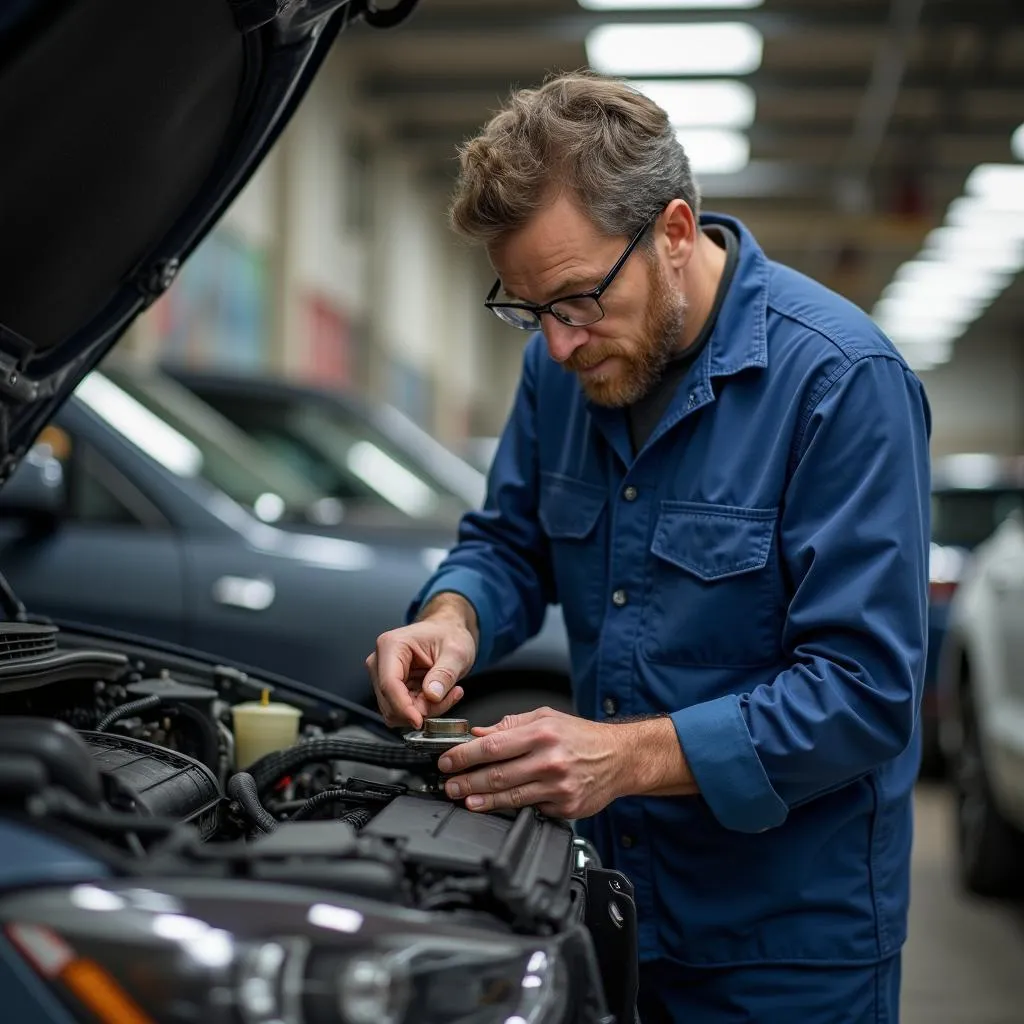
[0,0,417,481]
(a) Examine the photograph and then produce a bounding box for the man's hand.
[366,594,479,729]
[438,707,629,818]
[438,707,700,817]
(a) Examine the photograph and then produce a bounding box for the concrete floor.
[903,783,1024,1024]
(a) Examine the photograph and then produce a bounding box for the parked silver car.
[935,455,1024,897]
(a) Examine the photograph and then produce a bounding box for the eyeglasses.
[484,219,653,331]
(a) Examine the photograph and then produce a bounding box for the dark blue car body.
[0,371,574,722]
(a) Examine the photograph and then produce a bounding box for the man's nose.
[542,317,589,364]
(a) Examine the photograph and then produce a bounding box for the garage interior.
[338,0,1024,453]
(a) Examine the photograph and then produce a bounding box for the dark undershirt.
[627,225,739,455]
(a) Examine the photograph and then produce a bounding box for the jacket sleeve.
[670,352,932,833]
[406,335,555,669]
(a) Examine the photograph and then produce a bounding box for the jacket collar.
[697,210,769,381]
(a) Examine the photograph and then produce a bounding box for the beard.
[567,258,687,408]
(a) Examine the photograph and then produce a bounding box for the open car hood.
[0,0,418,485]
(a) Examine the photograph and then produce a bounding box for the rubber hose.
[248,737,432,798]
[227,772,278,834]
[339,807,374,829]
[289,786,391,822]
[95,694,162,733]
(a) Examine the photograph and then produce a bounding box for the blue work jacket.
[410,212,932,968]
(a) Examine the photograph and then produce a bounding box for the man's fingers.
[422,646,473,703]
[460,782,550,814]
[408,685,464,724]
[439,721,539,774]
[445,752,547,802]
[374,637,422,728]
[432,685,464,717]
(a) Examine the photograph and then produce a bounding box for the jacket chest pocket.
[538,473,608,643]
[642,502,784,668]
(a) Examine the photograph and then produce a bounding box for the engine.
[0,620,640,1023]
[0,626,623,915]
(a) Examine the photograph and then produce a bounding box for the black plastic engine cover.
[80,730,221,839]
[362,794,575,930]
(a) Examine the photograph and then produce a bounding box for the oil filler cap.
[403,717,472,753]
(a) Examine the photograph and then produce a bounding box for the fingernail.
[426,682,445,699]
[438,756,452,773]
[446,781,461,798]
[466,795,484,809]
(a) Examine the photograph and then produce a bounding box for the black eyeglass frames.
[484,218,654,331]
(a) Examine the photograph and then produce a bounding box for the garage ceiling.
[338,0,1024,370]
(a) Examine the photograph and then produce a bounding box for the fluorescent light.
[580,0,763,8]
[1013,123,1024,161]
[891,260,1010,300]
[675,128,749,174]
[874,294,985,328]
[943,196,1024,235]
[877,318,961,345]
[921,227,1024,275]
[586,23,763,76]
[964,163,1024,212]
[629,79,755,128]
[890,338,953,369]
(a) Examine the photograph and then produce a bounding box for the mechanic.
[366,72,930,1023]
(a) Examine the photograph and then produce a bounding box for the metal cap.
[423,718,470,739]
[403,717,472,754]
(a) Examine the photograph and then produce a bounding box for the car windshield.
[196,389,481,524]
[74,367,331,524]
[931,488,1024,550]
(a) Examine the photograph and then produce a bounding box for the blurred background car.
[922,456,1024,776]
[0,360,574,725]
[934,457,1024,898]
[162,367,488,515]
[462,435,501,474]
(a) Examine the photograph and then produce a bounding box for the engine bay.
[0,619,639,1022]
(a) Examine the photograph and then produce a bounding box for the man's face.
[489,195,687,407]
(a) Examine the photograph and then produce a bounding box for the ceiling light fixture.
[921,227,1024,276]
[579,0,763,9]
[872,163,1024,368]
[586,23,764,76]
[897,341,953,372]
[964,163,1024,212]
[629,79,756,128]
[675,128,750,174]
[937,198,1024,236]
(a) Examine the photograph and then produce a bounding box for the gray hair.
[449,70,702,246]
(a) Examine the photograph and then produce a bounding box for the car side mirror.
[0,446,68,525]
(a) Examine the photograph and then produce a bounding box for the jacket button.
[612,589,627,607]
[623,486,638,502]
[621,834,635,849]
[602,697,618,717]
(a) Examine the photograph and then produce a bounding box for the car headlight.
[0,879,573,1024]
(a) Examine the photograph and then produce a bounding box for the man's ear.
[660,199,698,271]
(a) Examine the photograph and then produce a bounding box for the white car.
[937,458,1024,897]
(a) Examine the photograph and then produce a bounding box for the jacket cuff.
[670,694,789,834]
[406,567,496,669]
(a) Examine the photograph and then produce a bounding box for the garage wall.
[918,333,1024,457]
